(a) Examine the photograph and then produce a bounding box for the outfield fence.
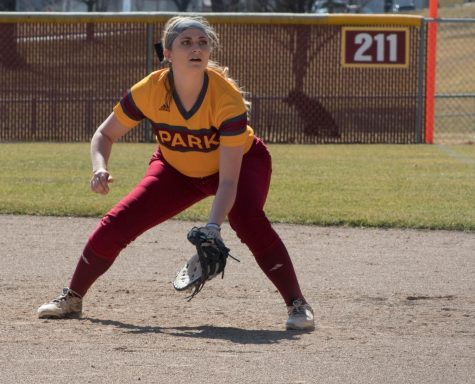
[433,18,475,144]
[0,13,472,144]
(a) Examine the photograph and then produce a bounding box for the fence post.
[85,89,94,142]
[31,97,37,140]
[425,0,438,144]
[144,22,154,143]
[416,19,427,144]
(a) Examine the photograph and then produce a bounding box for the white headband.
[165,19,208,49]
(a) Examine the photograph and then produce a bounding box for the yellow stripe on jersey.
[113,68,254,177]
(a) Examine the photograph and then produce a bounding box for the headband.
[155,18,209,63]
[164,19,208,50]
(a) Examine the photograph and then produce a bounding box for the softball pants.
[69,138,304,305]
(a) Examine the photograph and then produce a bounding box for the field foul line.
[436,145,475,166]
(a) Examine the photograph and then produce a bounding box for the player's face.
[168,28,211,72]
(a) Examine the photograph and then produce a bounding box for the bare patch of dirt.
[0,215,474,383]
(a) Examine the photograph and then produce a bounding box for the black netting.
[0,18,423,143]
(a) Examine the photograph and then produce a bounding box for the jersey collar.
[172,71,209,121]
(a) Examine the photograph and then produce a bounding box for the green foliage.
[0,143,474,231]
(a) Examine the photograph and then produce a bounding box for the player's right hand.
[90,169,113,195]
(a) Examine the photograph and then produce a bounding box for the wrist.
[206,222,221,231]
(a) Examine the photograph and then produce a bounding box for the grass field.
[0,143,473,231]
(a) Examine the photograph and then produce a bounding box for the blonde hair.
[161,16,250,111]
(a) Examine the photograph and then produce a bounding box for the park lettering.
[157,129,219,151]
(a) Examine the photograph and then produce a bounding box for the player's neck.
[173,70,206,111]
[173,69,204,91]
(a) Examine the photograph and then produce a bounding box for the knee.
[229,212,279,255]
[87,213,136,260]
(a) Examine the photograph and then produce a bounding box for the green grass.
[0,143,474,231]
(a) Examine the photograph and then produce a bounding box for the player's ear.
[163,48,172,62]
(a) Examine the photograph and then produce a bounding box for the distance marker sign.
[341,27,409,68]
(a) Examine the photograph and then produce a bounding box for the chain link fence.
[0,14,425,144]
[2,14,474,144]
[434,18,475,144]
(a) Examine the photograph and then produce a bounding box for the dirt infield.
[1,215,474,384]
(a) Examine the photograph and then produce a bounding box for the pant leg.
[86,157,206,260]
[69,155,206,296]
[228,139,304,305]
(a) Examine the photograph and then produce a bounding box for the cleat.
[38,288,83,319]
[285,299,315,330]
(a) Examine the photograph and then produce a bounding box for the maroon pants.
[70,138,304,305]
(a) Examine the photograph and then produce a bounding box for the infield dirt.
[0,215,474,384]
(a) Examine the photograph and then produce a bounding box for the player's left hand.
[195,224,222,242]
[172,225,239,300]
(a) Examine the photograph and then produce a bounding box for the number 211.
[354,33,398,62]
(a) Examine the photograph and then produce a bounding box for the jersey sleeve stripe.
[120,90,145,122]
[220,113,247,136]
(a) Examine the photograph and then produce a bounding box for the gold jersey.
[113,68,255,177]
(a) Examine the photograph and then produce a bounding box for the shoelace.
[52,293,69,303]
[288,305,306,316]
[288,300,313,317]
[51,290,80,303]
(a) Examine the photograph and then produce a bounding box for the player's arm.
[207,144,244,226]
[90,112,130,195]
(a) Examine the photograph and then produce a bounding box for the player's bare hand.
[90,170,113,195]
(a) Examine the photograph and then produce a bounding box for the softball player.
[37,16,314,331]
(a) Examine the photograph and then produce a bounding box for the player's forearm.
[90,130,113,173]
[208,181,238,226]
